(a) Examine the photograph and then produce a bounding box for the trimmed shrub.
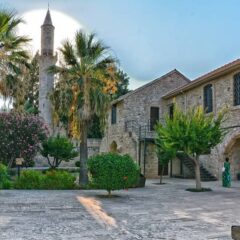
[14,170,44,189]
[40,135,78,169]
[0,163,12,189]
[42,170,76,190]
[75,161,80,167]
[88,153,140,195]
[14,170,76,190]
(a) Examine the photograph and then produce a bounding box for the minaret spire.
[38,8,57,132]
[43,8,53,26]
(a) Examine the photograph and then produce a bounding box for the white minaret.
[39,9,57,131]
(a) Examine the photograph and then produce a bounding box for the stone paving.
[0,178,240,240]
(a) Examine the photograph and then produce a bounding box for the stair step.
[177,153,217,182]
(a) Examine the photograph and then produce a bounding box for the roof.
[163,58,240,99]
[42,9,53,26]
[111,69,190,105]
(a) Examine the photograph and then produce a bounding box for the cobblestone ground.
[0,178,239,240]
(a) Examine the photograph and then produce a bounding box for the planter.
[137,174,146,188]
[237,173,240,181]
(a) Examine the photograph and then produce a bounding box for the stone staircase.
[177,153,217,181]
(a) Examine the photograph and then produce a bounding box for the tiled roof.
[163,58,240,99]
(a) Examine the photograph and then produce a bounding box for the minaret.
[39,9,57,131]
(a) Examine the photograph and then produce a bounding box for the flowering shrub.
[88,153,140,195]
[0,113,48,167]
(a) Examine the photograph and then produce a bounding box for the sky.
[1,0,240,90]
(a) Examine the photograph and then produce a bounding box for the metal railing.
[125,118,166,140]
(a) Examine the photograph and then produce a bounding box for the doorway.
[150,107,159,131]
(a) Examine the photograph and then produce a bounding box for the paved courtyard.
[0,178,240,240]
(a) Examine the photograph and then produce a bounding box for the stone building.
[101,59,240,180]
[38,9,57,130]
[100,70,190,178]
[163,59,240,180]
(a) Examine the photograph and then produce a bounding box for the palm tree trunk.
[79,120,89,185]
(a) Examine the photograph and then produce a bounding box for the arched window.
[203,84,213,113]
[234,73,240,106]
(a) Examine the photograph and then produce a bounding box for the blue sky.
[1,0,240,89]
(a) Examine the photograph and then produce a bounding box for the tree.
[13,53,39,113]
[40,135,78,169]
[0,10,30,108]
[87,114,103,138]
[111,70,130,100]
[155,106,227,190]
[155,129,176,184]
[88,153,139,196]
[50,31,118,185]
[87,70,130,138]
[22,53,39,114]
[0,112,48,167]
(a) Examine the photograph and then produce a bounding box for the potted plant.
[237,173,240,181]
[137,173,146,187]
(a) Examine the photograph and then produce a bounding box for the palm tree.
[0,10,30,108]
[51,31,118,185]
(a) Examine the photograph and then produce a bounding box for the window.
[234,73,240,106]
[150,107,159,130]
[203,84,213,113]
[169,104,174,119]
[111,104,117,124]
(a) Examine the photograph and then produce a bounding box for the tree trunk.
[8,158,14,168]
[160,165,164,184]
[193,155,202,190]
[79,121,89,185]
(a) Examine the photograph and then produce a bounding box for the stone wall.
[35,138,101,168]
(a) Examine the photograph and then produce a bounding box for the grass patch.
[186,188,212,192]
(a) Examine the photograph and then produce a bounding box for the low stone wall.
[34,138,101,167]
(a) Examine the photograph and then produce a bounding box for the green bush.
[75,161,80,167]
[0,163,12,189]
[14,170,76,190]
[42,170,76,190]
[40,135,78,168]
[14,170,44,189]
[88,153,140,195]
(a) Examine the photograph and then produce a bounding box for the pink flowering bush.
[0,113,49,167]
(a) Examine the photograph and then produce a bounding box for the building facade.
[100,70,190,178]
[101,59,240,180]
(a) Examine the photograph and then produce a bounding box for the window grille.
[234,73,240,106]
[111,104,117,124]
[203,84,213,113]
